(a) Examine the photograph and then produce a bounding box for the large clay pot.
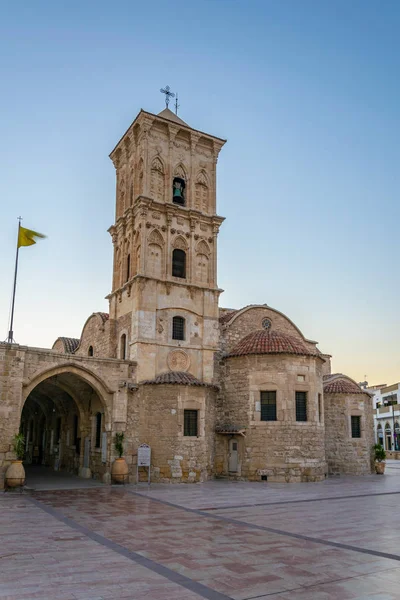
[111,457,129,483]
[375,461,386,475]
[5,461,26,488]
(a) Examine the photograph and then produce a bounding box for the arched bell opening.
[20,370,110,482]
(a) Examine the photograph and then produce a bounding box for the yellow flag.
[18,226,46,248]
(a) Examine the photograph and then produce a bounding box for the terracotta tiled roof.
[324,378,365,395]
[219,309,239,325]
[216,424,247,434]
[57,337,80,354]
[97,312,109,323]
[141,371,216,388]
[323,373,343,380]
[227,330,319,358]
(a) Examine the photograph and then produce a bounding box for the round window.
[262,318,271,330]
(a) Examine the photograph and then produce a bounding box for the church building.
[0,103,374,486]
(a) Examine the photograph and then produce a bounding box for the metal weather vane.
[174,93,180,115]
[160,85,175,108]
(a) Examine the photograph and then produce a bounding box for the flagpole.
[6,218,22,344]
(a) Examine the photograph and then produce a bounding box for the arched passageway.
[20,371,110,482]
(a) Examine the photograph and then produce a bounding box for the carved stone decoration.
[174,164,187,181]
[196,240,211,256]
[194,170,209,212]
[167,350,190,372]
[150,157,165,202]
[157,318,164,334]
[173,235,188,251]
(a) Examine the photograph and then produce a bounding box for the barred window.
[296,391,307,422]
[172,249,186,278]
[260,391,277,421]
[95,412,102,448]
[351,416,361,438]
[184,410,198,436]
[172,316,185,341]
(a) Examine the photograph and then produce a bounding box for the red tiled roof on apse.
[228,330,319,358]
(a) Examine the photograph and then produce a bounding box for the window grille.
[95,412,102,448]
[296,391,307,422]
[260,391,277,421]
[172,316,185,340]
[172,249,186,278]
[184,409,198,436]
[351,416,361,438]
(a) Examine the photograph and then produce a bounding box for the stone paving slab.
[2,473,400,599]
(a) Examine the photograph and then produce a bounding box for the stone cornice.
[109,109,226,165]
[106,274,223,300]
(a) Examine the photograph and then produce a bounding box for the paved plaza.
[2,465,400,599]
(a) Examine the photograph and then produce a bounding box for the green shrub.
[373,443,386,462]
[13,433,25,460]
[114,432,124,458]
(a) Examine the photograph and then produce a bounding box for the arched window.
[150,157,165,202]
[395,422,400,451]
[120,334,127,359]
[172,249,186,278]
[95,412,102,448]
[385,422,392,451]
[126,254,131,282]
[172,316,185,341]
[172,177,186,205]
[88,346,94,357]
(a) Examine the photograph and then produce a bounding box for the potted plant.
[5,433,26,488]
[111,432,129,483]
[374,443,386,474]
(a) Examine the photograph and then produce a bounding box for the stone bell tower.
[107,105,225,383]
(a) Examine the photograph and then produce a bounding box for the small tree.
[114,432,124,458]
[373,443,386,463]
[13,433,25,460]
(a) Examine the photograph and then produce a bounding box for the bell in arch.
[172,177,185,205]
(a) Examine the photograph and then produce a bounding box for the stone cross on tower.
[160,85,175,108]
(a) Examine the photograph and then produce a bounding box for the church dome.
[323,376,365,395]
[227,330,319,358]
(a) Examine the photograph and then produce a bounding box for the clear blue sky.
[1,0,399,384]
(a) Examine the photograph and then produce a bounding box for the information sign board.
[138,443,151,467]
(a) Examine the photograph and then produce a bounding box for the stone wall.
[125,383,216,483]
[75,313,112,358]
[0,342,134,487]
[216,353,327,482]
[324,391,374,475]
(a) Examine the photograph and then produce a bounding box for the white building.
[364,382,400,452]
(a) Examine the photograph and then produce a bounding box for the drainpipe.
[392,404,397,452]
